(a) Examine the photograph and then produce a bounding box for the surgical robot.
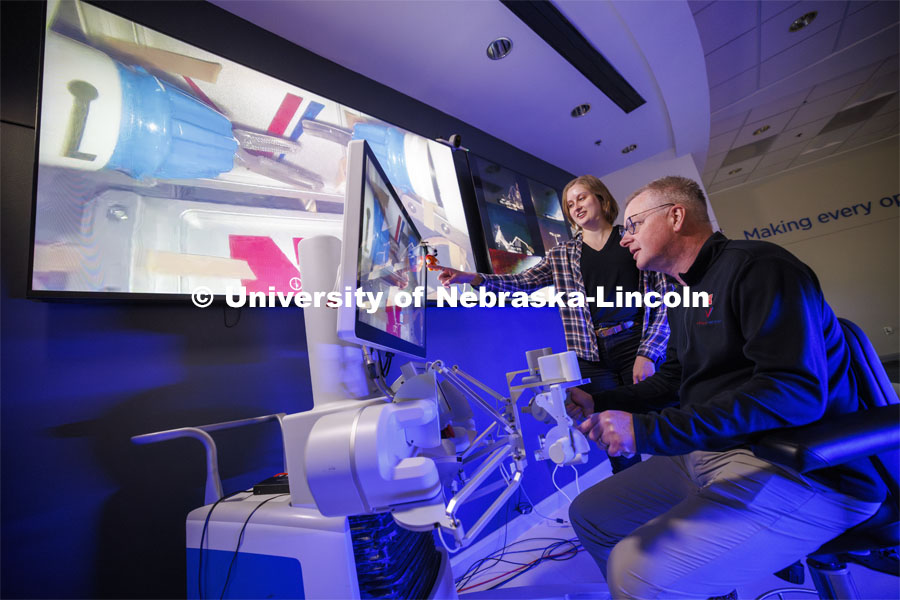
[133,236,591,599]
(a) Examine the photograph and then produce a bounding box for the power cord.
[517,483,570,526]
[437,526,463,555]
[501,462,569,526]
[455,536,582,592]
[198,489,251,599]
[552,464,573,505]
[219,494,289,599]
[377,349,394,379]
[483,538,582,591]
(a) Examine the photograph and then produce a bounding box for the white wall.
[600,149,719,229]
[709,138,899,356]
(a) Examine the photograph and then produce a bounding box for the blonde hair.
[561,175,618,229]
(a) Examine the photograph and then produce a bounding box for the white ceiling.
[694,0,899,193]
[214,0,898,193]
[213,0,709,178]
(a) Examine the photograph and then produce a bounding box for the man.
[566,176,884,599]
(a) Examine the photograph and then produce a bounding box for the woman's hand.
[437,266,482,288]
[632,355,656,383]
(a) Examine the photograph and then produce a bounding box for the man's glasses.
[624,203,674,235]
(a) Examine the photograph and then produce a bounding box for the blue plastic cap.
[108,65,236,180]
[351,123,412,192]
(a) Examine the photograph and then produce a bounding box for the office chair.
[752,319,899,600]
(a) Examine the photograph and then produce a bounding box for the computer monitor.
[337,140,426,359]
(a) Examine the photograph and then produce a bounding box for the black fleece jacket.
[594,233,885,502]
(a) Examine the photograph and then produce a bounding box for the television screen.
[528,178,571,254]
[467,154,571,276]
[338,140,425,358]
[31,0,474,299]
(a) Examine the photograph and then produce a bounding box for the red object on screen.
[229,235,303,293]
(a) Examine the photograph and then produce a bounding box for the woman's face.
[566,184,606,228]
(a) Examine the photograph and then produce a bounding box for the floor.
[451,458,899,600]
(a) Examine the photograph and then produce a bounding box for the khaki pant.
[569,449,880,599]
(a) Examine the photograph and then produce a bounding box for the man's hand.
[632,355,656,383]
[566,387,594,419]
[577,410,636,457]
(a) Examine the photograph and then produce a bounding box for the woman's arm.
[636,270,671,364]
[479,253,556,293]
[437,268,483,287]
[439,249,559,294]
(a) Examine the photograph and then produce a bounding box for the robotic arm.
[515,349,592,467]
[280,342,589,550]
[292,345,590,548]
[390,360,528,547]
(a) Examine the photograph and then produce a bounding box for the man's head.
[620,176,713,277]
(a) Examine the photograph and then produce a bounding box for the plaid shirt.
[480,231,670,363]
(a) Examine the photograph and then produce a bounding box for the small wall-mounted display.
[467,154,571,275]
[31,0,475,299]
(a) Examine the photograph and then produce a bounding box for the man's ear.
[670,205,686,232]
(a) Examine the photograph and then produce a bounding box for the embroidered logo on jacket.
[696,293,722,326]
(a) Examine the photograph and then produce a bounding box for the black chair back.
[840,318,899,410]
[814,319,899,555]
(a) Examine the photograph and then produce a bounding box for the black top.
[580,225,643,326]
[595,232,885,502]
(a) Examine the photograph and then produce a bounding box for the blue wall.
[1,2,582,597]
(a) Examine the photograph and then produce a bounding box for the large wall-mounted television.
[466,153,572,276]
[30,0,475,301]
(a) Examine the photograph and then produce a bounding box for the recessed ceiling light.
[486,37,513,60]
[728,168,743,175]
[789,11,817,33]
[621,144,637,154]
[594,139,603,146]
[752,125,771,136]
[571,104,591,118]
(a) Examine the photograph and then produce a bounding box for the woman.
[438,175,670,473]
